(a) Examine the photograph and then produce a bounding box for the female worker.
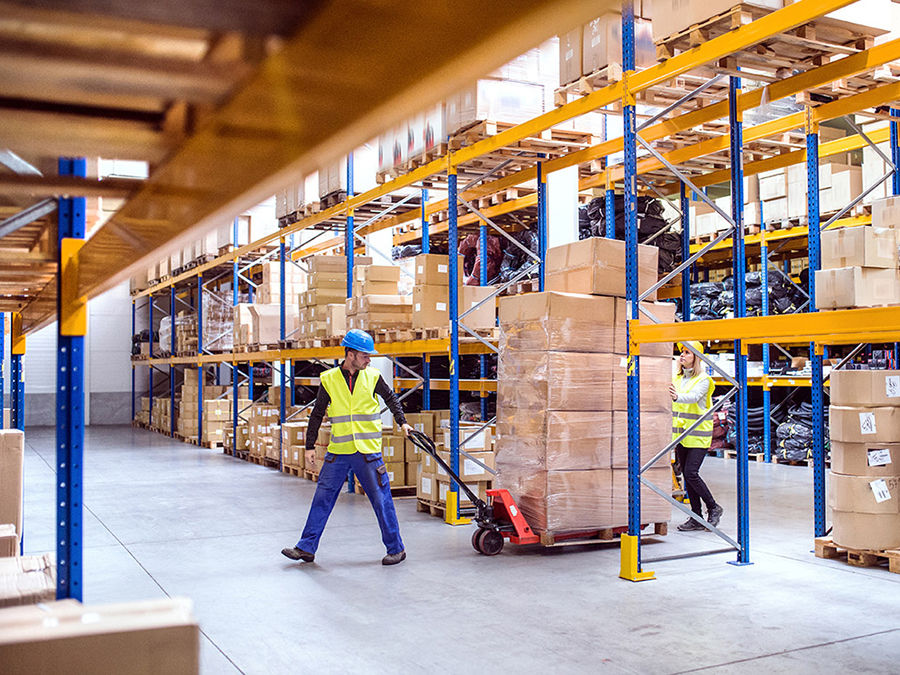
[670,341,724,532]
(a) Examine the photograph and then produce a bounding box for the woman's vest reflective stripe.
[322,366,382,454]
[672,370,714,449]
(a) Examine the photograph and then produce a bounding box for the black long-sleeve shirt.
[305,366,407,450]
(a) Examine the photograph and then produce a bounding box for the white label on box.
[466,430,486,449]
[387,471,394,482]
[886,376,900,398]
[620,357,627,368]
[417,264,424,274]
[414,423,424,432]
[859,412,877,435]
[438,264,448,274]
[868,448,892,466]
[870,479,892,503]
[414,303,421,312]
[463,458,482,475]
[436,302,447,311]
[421,476,432,494]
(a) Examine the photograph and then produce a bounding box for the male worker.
[282,329,413,565]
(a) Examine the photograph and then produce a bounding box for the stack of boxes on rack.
[494,236,672,535]
[410,253,497,333]
[829,369,900,551]
[298,255,371,340]
[151,398,173,433]
[815,195,900,310]
[176,370,249,445]
[346,264,411,332]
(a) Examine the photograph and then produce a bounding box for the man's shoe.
[382,550,406,566]
[282,546,314,562]
[676,518,706,532]
[708,505,724,528]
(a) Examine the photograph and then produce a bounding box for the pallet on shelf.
[320,190,347,209]
[815,536,900,574]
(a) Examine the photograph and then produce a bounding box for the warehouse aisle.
[21,426,900,674]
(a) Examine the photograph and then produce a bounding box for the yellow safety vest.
[321,366,383,454]
[672,369,714,449]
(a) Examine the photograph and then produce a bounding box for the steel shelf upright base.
[56,157,87,601]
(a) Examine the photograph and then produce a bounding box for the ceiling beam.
[0,174,142,199]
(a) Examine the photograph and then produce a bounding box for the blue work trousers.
[298,451,404,555]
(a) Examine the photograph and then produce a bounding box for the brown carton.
[499,292,615,353]
[434,450,495,482]
[546,237,658,300]
[821,226,898,270]
[442,426,492,453]
[611,466,672,524]
[0,554,55,607]
[498,351,616,411]
[0,430,24,537]
[0,524,17,558]
[611,355,674,412]
[436,477,488,506]
[495,409,612,470]
[308,271,347,290]
[872,195,900,229]
[829,472,900,550]
[610,411,673,469]
[814,267,900,310]
[306,255,371,274]
[414,253,463,286]
[460,285,497,330]
[303,287,347,307]
[829,405,900,443]
[355,264,401,284]
[412,284,449,328]
[353,279,399,295]
[830,369,900,407]
[830,441,900,477]
[381,434,406,463]
[400,412,435,439]
[614,298,676,357]
[416,468,437,501]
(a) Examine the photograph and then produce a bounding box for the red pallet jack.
[409,429,558,555]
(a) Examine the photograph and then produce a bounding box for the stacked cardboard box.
[248,404,280,461]
[815,224,899,310]
[649,0,782,42]
[560,13,654,85]
[495,258,673,534]
[0,431,24,541]
[151,398,175,433]
[345,264,413,331]
[256,261,307,305]
[0,597,199,671]
[176,370,236,441]
[296,255,370,339]
[174,310,197,354]
[0,524,17,558]
[135,397,150,426]
[829,370,900,550]
[0,554,55,607]
[412,254,463,329]
[312,425,331,471]
[281,423,307,471]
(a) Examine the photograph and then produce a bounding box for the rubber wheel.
[471,528,486,553]
[478,529,504,556]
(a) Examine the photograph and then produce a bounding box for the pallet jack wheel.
[472,528,485,552]
[477,529,504,556]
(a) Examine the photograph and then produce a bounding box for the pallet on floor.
[815,536,900,574]
[281,465,303,477]
[537,522,668,547]
[415,499,476,519]
[304,469,320,482]
[772,455,831,468]
[723,450,766,462]
[356,483,417,498]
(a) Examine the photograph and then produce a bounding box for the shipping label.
[870,479,892,504]
[859,412,877,435]
[867,448,892,467]
[886,376,900,398]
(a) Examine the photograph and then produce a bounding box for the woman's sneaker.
[677,518,706,532]
[707,505,724,527]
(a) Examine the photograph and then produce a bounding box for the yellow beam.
[394,378,497,392]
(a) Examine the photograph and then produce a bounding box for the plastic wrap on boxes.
[495,408,612,471]
[497,351,616,411]
[611,467,672,524]
[498,292,615,353]
[611,355,674,412]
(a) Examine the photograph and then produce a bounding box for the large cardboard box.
[814,267,900,310]
[436,478,489,507]
[612,356,674,412]
[583,14,654,74]
[495,409,612,470]
[414,254,463,286]
[546,238,658,299]
[0,554,55,607]
[558,26,583,85]
[355,264,401,284]
[381,434,406,463]
[829,405,900,443]
[829,472,900,550]
[308,271,347,290]
[248,304,282,345]
[435,450,495,482]
[306,255,371,274]
[412,285,449,329]
[498,352,617,411]
[614,298,676,357]
[0,524,17,558]
[610,411,673,469]
[442,426,492,453]
[499,292,616,353]
[383,461,406,487]
[303,287,347,308]
[0,430,24,537]
[0,597,199,674]
[416,468,437,501]
[649,0,782,41]
[402,412,435,439]
[830,441,900,477]
[459,285,497,330]
[352,279,399,296]
[830,369,900,407]
[611,466,672,523]
[872,195,900,229]
[821,226,897,270]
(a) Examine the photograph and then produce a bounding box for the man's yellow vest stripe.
[672,370,714,449]
[322,366,383,454]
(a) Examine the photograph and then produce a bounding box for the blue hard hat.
[341,329,377,354]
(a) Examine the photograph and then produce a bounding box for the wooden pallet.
[303,469,320,482]
[415,499,477,519]
[723,450,766,462]
[410,327,451,341]
[320,190,347,209]
[815,536,900,574]
[537,522,668,547]
[281,465,303,477]
[356,483,417,498]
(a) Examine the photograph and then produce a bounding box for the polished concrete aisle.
[20,426,900,674]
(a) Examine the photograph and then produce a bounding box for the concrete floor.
[19,425,900,674]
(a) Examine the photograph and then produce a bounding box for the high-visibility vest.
[672,369,714,449]
[321,366,383,454]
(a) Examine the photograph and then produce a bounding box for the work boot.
[707,504,724,528]
[382,550,406,566]
[282,546,315,562]
[676,518,706,532]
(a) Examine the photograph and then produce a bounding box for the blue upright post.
[131,301,136,422]
[10,312,24,432]
[605,178,615,239]
[890,108,900,196]
[197,274,204,443]
[279,238,287,470]
[620,0,650,581]
[680,183,691,321]
[447,168,465,524]
[0,312,5,428]
[729,76,751,566]
[232,220,239,456]
[56,156,86,600]
[148,296,154,428]
[479,222,488,421]
[807,122,827,538]
[345,154,355,492]
[169,285,176,437]
[537,161,547,291]
[761,233,772,464]
[422,189,431,408]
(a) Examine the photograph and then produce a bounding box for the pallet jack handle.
[407,429,487,510]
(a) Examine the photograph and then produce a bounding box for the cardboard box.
[499,291,616,353]
[495,409,612,470]
[355,264,401,284]
[308,271,347,290]
[414,254,463,286]
[460,286,497,330]
[614,298,676,357]
[412,284,449,329]
[435,450,495,482]
[352,279,399,296]
[872,195,900,229]
[612,355,674,413]
[282,423,306,448]
[306,255,371,274]
[302,287,347,307]
[0,597,199,674]
[610,411,673,469]
[814,267,900,310]
[443,426,492,453]
[498,351,617,411]
[611,466,672,524]
[649,0,782,41]
[383,461,406,487]
[416,468,437,501]
[582,15,654,74]
[381,434,406,463]
[0,524,17,557]
[758,168,788,201]
[821,226,897,270]
[0,431,24,537]
[829,405,900,443]
[830,369,900,407]
[829,472,900,550]
[830,442,900,477]
[0,554,55,607]
[436,478,489,506]
[401,412,435,440]
[559,26,583,85]
[546,237,658,300]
